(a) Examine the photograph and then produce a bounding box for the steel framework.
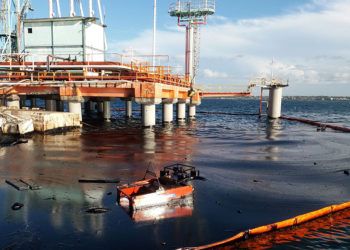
[169,0,215,87]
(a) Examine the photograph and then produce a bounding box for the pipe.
[55,0,61,17]
[79,0,84,16]
[97,0,103,25]
[189,201,350,249]
[152,0,157,69]
[89,0,93,17]
[49,0,54,18]
[70,0,75,17]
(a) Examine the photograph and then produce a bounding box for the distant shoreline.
[203,96,350,101]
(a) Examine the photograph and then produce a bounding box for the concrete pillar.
[97,102,104,114]
[20,97,27,109]
[163,103,173,123]
[45,99,57,111]
[268,87,283,119]
[126,100,133,118]
[69,102,82,122]
[30,98,37,108]
[177,103,186,120]
[142,104,156,127]
[6,95,20,109]
[88,101,95,112]
[188,104,196,119]
[103,101,111,121]
[56,100,64,112]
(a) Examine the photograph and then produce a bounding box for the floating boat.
[117,163,201,211]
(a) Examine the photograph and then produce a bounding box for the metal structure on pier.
[169,0,215,87]
[0,0,32,57]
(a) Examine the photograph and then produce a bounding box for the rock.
[344,170,349,176]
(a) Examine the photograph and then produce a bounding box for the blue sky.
[27,0,350,96]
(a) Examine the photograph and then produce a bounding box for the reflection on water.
[265,119,283,161]
[236,208,350,250]
[119,195,194,223]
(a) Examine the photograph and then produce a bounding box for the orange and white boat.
[117,164,201,211]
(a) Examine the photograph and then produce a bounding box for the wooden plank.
[20,179,42,190]
[5,179,30,191]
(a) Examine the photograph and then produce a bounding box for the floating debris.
[85,207,110,214]
[20,179,42,190]
[11,202,24,211]
[6,179,30,191]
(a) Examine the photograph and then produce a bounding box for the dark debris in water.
[85,207,110,214]
[11,202,24,211]
[0,135,28,147]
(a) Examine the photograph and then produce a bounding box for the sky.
[27,0,350,96]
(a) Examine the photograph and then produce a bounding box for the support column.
[6,95,20,109]
[126,100,133,118]
[135,98,161,128]
[163,103,173,123]
[268,86,283,119]
[45,99,57,111]
[69,102,82,122]
[30,98,37,108]
[89,101,95,112]
[20,97,27,109]
[188,104,196,119]
[56,100,64,112]
[97,102,104,114]
[162,99,177,124]
[142,104,156,127]
[103,101,111,121]
[177,102,186,121]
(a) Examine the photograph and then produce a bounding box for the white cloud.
[109,0,350,95]
[203,69,228,78]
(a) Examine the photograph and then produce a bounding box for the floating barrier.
[281,116,350,133]
[197,111,259,116]
[185,200,350,249]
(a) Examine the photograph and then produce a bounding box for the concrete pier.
[177,102,186,121]
[188,104,196,119]
[163,103,174,123]
[103,101,111,121]
[89,101,95,113]
[126,100,133,118]
[45,99,57,112]
[142,104,156,127]
[68,102,82,122]
[57,101,65,112]
[268,86,283,119]
[97,102,104,114]
[20,97,27,109]
[31,98,37,108]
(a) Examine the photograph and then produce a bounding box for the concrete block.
[18,120,35,134]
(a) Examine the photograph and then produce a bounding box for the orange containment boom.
[185,200,350,249]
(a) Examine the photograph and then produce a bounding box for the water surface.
[1,98,350,249]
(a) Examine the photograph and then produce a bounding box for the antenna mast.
[169,0,215,87]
